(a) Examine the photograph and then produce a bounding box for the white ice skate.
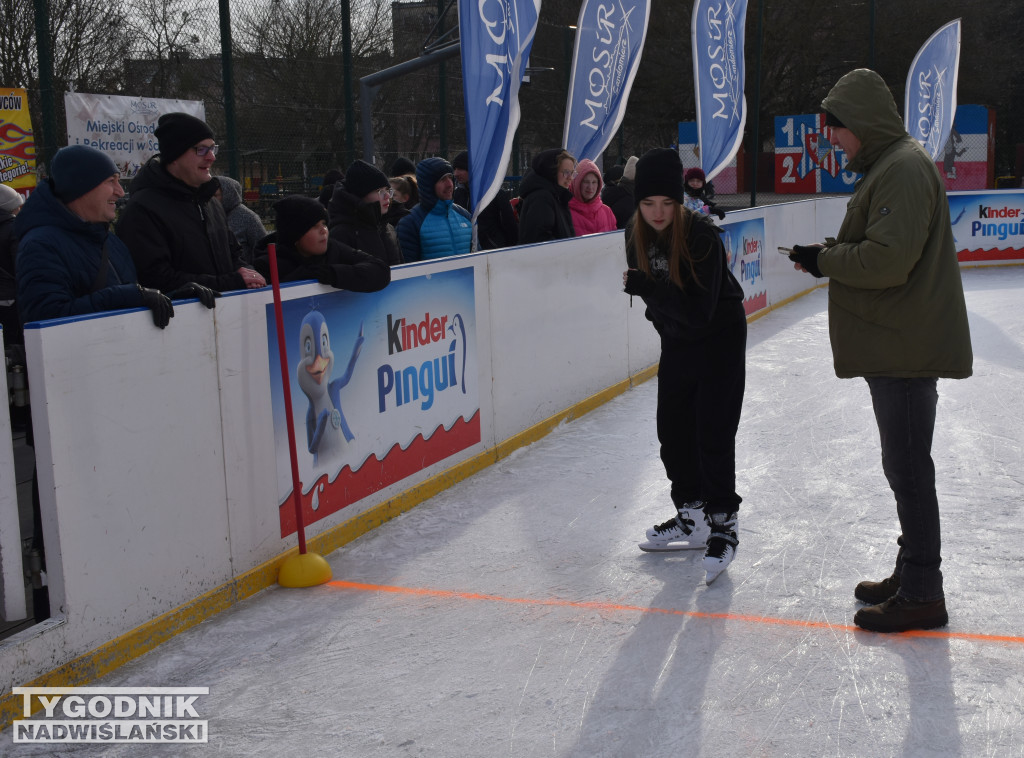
[638,508,709,552]
[703,512,738,584]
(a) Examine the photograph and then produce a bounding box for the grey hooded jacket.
[218,177,267,265]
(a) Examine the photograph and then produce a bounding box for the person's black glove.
[168,282,219,309]
[788,244,825,278]
[311,264,337,287]
[715,207,726,220]
[624,269,655,297]
[137,285,174,328]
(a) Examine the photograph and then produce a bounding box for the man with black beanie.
[117,112,266,293]
[14,145,213,328]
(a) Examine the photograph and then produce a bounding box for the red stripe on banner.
[743,291,768,315]
[279,411,482,536]
[958,247,1024,262]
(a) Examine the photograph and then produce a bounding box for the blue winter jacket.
[396,157,472,261]
[14,180,143,323]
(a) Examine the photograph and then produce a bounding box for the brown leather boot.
[854,595,948,633]
[854,573,900,605]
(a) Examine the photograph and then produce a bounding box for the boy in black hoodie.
[254,196,390,293]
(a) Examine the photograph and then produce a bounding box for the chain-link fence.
[5,0,1024,218]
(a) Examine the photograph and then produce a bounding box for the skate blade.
[638,541,705,552]
[704,566,726,584]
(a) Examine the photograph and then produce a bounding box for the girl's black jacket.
[625,212,745,341]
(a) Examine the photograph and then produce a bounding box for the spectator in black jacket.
[317,168,343,207]
[451,151,518,251]
[0,183,25,342]
[517,148,576,244]
[117,112,266,293]
[602,163,634,230]
[14,145,213,328]
[328,160,404,267]
[254,195,390,292]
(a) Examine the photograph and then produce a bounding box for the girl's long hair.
[627,200,703,289]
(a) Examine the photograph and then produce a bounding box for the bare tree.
[230,0,393,178]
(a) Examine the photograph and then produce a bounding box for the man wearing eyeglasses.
[118,112,266,293]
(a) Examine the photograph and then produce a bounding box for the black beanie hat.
[389,156,416,177]
[49,145,119,202]
[155,112,215,164]
[345,159,389,199]
[823,110,846,129]
[634,148,685,206]
[451,151,469,170]
[273,195,328,248]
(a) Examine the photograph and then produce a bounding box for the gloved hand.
[137,285,174,328]
[788,244,825,278]
[714,207,726,220]
[168,282,219,309]
[624,269,655,297]
[311,265,337,287]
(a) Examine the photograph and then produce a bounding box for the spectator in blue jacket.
[396,157,472,261]
[15,145,215,328]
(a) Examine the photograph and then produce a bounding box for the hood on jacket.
[218,176,244,212]
[821,68,907,175]
[13,178,107,243]
[129,155,220,203]
[531,148,567,186]
[414,157,454,211]
[571,159,604,203]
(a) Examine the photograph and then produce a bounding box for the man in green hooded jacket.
[788,69,973,633]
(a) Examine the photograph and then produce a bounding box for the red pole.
[267,243,308,554]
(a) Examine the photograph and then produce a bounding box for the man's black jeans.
[866,377,943,602]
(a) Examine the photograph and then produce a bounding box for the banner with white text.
[905,18,961,161]
[64,92,205,178]
[265,268,481,536]
[691,0,748,181]
[460,0,540,227]
[563,0,650,163]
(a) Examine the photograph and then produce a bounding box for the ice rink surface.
[6,266,1024,757]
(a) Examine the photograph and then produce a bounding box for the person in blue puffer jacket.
[396,157,472,261]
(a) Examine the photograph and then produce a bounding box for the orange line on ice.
[327,580,1024,646]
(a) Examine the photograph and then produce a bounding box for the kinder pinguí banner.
[950,190,1024,263]
[0,87,36,192]
[266,267,481,536]
[720,216,767,315]
[64,93,205,179]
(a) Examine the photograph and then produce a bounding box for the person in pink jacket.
[569,159,618,236]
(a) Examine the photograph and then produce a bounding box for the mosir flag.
[905,19,961,161]
[562,0,651,163]
[459,0,541,231]
[691,0,748,181]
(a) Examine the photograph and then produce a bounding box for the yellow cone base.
[278,552,333,587]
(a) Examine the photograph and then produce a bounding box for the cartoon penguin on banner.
[296,309,365,467]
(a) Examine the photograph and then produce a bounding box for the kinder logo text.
[739,236,762,284]
[12,687,209,744]
[379,312,468,411]
[971,205,1024,241]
